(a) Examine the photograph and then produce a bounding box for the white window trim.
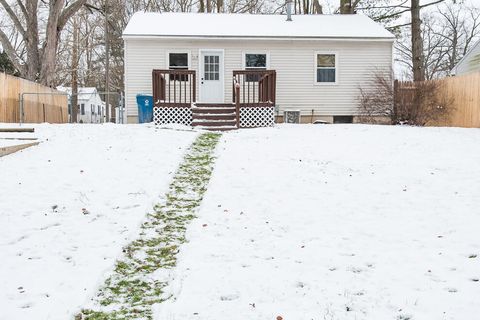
[166,50,191,69]
[242,51,270,69]
[314,51,338,86]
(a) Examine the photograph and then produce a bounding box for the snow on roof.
[123,12,395,40]
[56,87,100,100]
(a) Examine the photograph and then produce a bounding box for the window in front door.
[204,55,220,81]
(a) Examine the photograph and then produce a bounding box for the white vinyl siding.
[124,38,393,121]
[454,41,480,75]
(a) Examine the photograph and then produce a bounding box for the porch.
[152,69,276,130]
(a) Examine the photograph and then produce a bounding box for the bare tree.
[437,4,480,71]
[396,1,479,80]
[358,71,454,126]
[71,16,80,123]
[0,0,88,86]
[394,79,453,125]
[358,70,395,124]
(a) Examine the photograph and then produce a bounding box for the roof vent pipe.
[286,0,293,21]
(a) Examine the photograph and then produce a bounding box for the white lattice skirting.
[239,107,275,128]
[154,107,192,126]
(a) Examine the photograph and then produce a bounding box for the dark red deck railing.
[152,69,196,108]
[232,70,276,107]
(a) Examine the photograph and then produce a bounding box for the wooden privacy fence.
[0,72,68,123]
[435,72,480,128]
[395,72,480,128]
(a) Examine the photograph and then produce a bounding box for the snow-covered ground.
[0,124,197,320]
[157,125,480,320]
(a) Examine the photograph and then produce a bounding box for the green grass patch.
[76,133,221,320]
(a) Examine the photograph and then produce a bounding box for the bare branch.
[0,0,27,38]
[0,27,26,74]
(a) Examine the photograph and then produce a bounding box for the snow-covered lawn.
[0,124,197,320]
[157,125,480,320]
[2,124,480,320]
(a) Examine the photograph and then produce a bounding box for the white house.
[57,87,106,123]
[452,38,480,75]
[123,12,395,128]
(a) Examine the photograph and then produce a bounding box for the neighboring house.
[57,87,106,123]
[452,38,480,75]
[123,12,395,127]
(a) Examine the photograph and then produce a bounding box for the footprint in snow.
[220,293,239,301]
[446,287,458,293]
[348,266,363,274]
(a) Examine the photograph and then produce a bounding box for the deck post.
[235,83,241,128]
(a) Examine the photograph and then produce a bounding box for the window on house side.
[333,115,353,123]
[245,53,267,81]
[80,104,85,115]
[245,54,267,69]
[316,54,336,83]
[169,53,188,81]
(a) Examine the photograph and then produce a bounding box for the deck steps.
[191,103,238,131]
[191,106,236,114]
[193,125,237,131]
[192,113,236,121]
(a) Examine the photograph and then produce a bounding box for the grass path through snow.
[77,132,221,320]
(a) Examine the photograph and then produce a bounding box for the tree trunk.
[40,0,65,86]
[71,16,79,123]
[104,0,111,122]
[340,0,353,14]
[313,0,323,14]
[411,0,425,81]
[303,0,309,14]
[25,0,40,81]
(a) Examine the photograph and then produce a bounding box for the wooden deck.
[152,69,276,130]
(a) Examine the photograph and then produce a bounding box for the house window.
[80,104,85,115]
[98,105,101,115]
[245,54,267,69]
[168,53,188,81]
[316,53,336,83]
[333,115,353,123]
[204,55,219,81]
[245,53,267,81]
[91,104,94,115]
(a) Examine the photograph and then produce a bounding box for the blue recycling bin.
[136,94,154,123]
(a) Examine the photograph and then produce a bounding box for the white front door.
[199,50,224,103]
